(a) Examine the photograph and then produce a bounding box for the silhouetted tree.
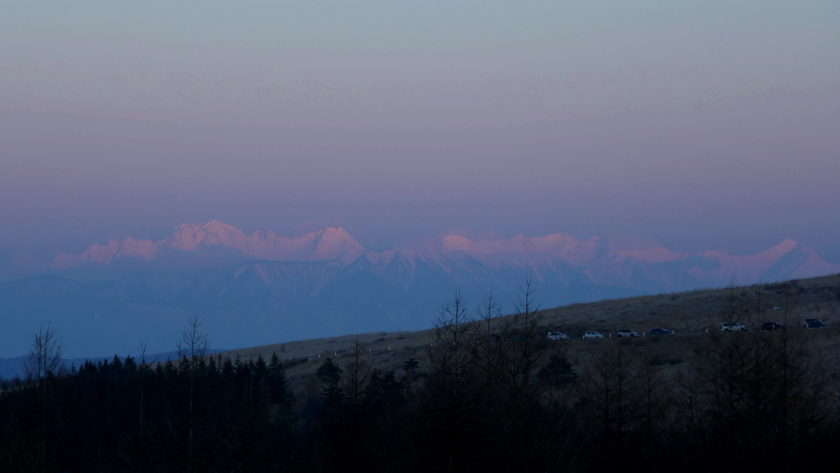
[24,323,65,473]
[177,314,210,473]
[316,357,343,405]
[538,353,577,389]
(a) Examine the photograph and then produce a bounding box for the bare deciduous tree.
[426,290,483,472]
[720,275,748,325]
[24,322,63,381]
[506,277,545,392]
[476,287,502,335]
[138,341,151,434]
[428,290,476,388]
[583,342,640,448]
[24,323,64,473]
[342,338,371,409]
[177,315,209,473]
[178,314,209,361]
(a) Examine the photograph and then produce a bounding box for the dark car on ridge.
[649,328,673,335]
[804,319,825,329]
[761,322,785,331]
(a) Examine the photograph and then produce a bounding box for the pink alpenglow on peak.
[53,237,158,269]
[688,240,839,285]
[164,220,247,251]
[308,227,365,262]
[433,232,839,286]
[52,221,365,269]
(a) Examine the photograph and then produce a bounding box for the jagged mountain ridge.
[1,221,836,358]
[51,221,838,291]
[53,221,365,269]
[219,237,836,297]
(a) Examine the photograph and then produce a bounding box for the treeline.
[0,351,296,471]
[1,293,838,472]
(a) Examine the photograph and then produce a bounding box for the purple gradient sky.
[1,1,839,276]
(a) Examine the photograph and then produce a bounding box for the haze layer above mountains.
[1,221,837,358]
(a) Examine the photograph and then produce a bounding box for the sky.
[2,0,839,277]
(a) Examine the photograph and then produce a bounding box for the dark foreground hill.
[2,274,838,472]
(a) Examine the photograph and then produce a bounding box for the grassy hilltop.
[223,273,840,395]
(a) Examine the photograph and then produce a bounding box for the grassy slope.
[221,274,840,394]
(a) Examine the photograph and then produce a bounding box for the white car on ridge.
[583,331,604,339]
[720,322,748,332]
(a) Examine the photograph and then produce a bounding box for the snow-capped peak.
[309,227,365,261]
[52,221,366,268]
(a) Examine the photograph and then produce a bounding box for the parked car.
[649,328,674,335]
[583,331,604,339]
[721,322,748,332]
[804,318,825,329]
[547,332,569,340]
[761,322,785,331]
[617,329,639,338]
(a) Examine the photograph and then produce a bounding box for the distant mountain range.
[1,221,836,358]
